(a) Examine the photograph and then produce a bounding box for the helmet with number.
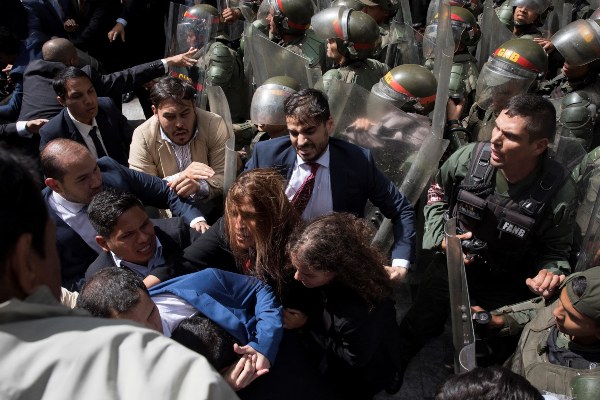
[552,19,600,67]
[475,38,548,111]
[371,64,437,114]
[178,4,220,49]
[423,6,481,58]
[267,0,315,36]
[559,92,597,150]
[250,76,300,126]
[449,0,483,17]
[357,0,400,12]
[312,6,380,61]
[510,0,553,27]
[332,0,364,10]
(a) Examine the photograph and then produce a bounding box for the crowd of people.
[3,0,600,399]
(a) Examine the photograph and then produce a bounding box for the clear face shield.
[250,83,296,126]
[552,19,600,67]
[510,0,550,15]
[423,21,467,58]
[475,57,538,112]
[370,80,409,110]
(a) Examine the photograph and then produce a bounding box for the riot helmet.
[552,19,600,67]
[267,0,314,36]
[510,0,553,27]
[559,92,597,150]
[357,0,400,12]
[371,64,437,114]
[449,0,483,17]
[423,6,481,58]
[250,76,300,126]
[178,4,220,49]
[312,6,380,61]
[475,38,547,112]
[332,0,365,10]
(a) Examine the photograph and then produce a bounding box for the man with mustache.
[129,77,230,230]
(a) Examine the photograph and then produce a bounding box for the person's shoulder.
[254,135,291,151]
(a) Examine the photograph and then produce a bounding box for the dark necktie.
[291,162,319,215]
[89,126,107,158]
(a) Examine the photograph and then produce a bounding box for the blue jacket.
[245,136,416,262]
[149,268,283,364]
[43,157,203,290]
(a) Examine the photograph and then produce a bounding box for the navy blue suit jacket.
[245,136,416,262]
[149,268,283,363]
[44,157,203,290]
[39,97,131,166]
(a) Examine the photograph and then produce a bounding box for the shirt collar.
[296,145,330,169]
[51,191,87,214]
[111,237,164,272]
[67,108,97,134]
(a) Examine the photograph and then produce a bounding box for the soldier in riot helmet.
[264,0,326,69]
[541,18,600,151]
[356,0,403,65]
[178,4,249,124]
[449,0,484,17]
[398,94,577,380]
[462,38,548,141]
[312,6,389,103]
[424,6,480,120]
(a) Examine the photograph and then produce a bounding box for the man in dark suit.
[245,88,416,282]
[18,37,197,122]
[41,138,207,290]
[39,66,131,165]
[85,189,197,287]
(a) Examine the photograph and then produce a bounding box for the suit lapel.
[328,142,345,211]
[275,147,297,180]
[64,111,86,145]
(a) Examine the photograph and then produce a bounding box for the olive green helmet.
[181,4,222,38]
[251,76,300,126]
[312,6,380,61]
[495,1,514,27]
[331,0,364,10]
[371,64,437,114]
[475,38,548,111]
[357,0,400,12]
[423,6,481,58]
[449,0,483,17]
[559,91,597,150]
[571,375,600,400]
[268,0,314,36]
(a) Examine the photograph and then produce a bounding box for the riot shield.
[560,2,573,29]
[385,1,422,67]
[205,85,237,195]
[245,31,321,88]
[445,217,477,374]
[575,158,600,272]
[540,0,561,39]
[217,0,248,41]
[165,2,213,107]
[475,0,515,70]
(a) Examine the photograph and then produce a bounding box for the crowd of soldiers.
[3,0,600,399]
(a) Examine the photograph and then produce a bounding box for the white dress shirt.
[67,109,108,159]
[285,147,333,221]
[152,294,197,337]
[111,237,165,278]
[48,191,103,253]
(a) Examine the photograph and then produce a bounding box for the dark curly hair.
[224,168,300,295]
[287,213,392,309]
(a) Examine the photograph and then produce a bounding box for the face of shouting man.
[287,116,334,162]
[152,98,196,146]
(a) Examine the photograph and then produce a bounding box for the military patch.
[458,201,483,220]
[497,219,529,239]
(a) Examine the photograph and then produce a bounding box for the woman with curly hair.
[288,212,403,399]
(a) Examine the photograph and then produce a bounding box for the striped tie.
[291,162,319,215]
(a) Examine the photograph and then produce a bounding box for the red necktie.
[291,162,319,215]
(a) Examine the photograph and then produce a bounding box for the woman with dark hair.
[287,212,403,399]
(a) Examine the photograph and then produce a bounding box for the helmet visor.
[371,80,409,109]
[475,59,536,111]
[552,19,600,66]
[423,23,461,59]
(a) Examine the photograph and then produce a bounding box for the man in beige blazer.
[129,77,231,232]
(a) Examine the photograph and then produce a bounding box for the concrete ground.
[122,96,455,400]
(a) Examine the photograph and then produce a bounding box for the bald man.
[18,38,197,121]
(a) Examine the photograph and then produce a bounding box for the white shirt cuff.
[160,59,168,73]
[16,121,32,138]
[116,18,128,26]
[190,216,206,227]
[392,259,410,269]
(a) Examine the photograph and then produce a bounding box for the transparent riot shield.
[540,1,561,39]
[217,0,248,41]
[550,135,588,173]
[561,2,573,29]
[166,2,213,107]
[385,1,422,67]
[445,217,477,373]
[475,0,515,70]
[575,160,600,272]
[205,85,237,195]
[246,31,321,88]
[328,80,449,251]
